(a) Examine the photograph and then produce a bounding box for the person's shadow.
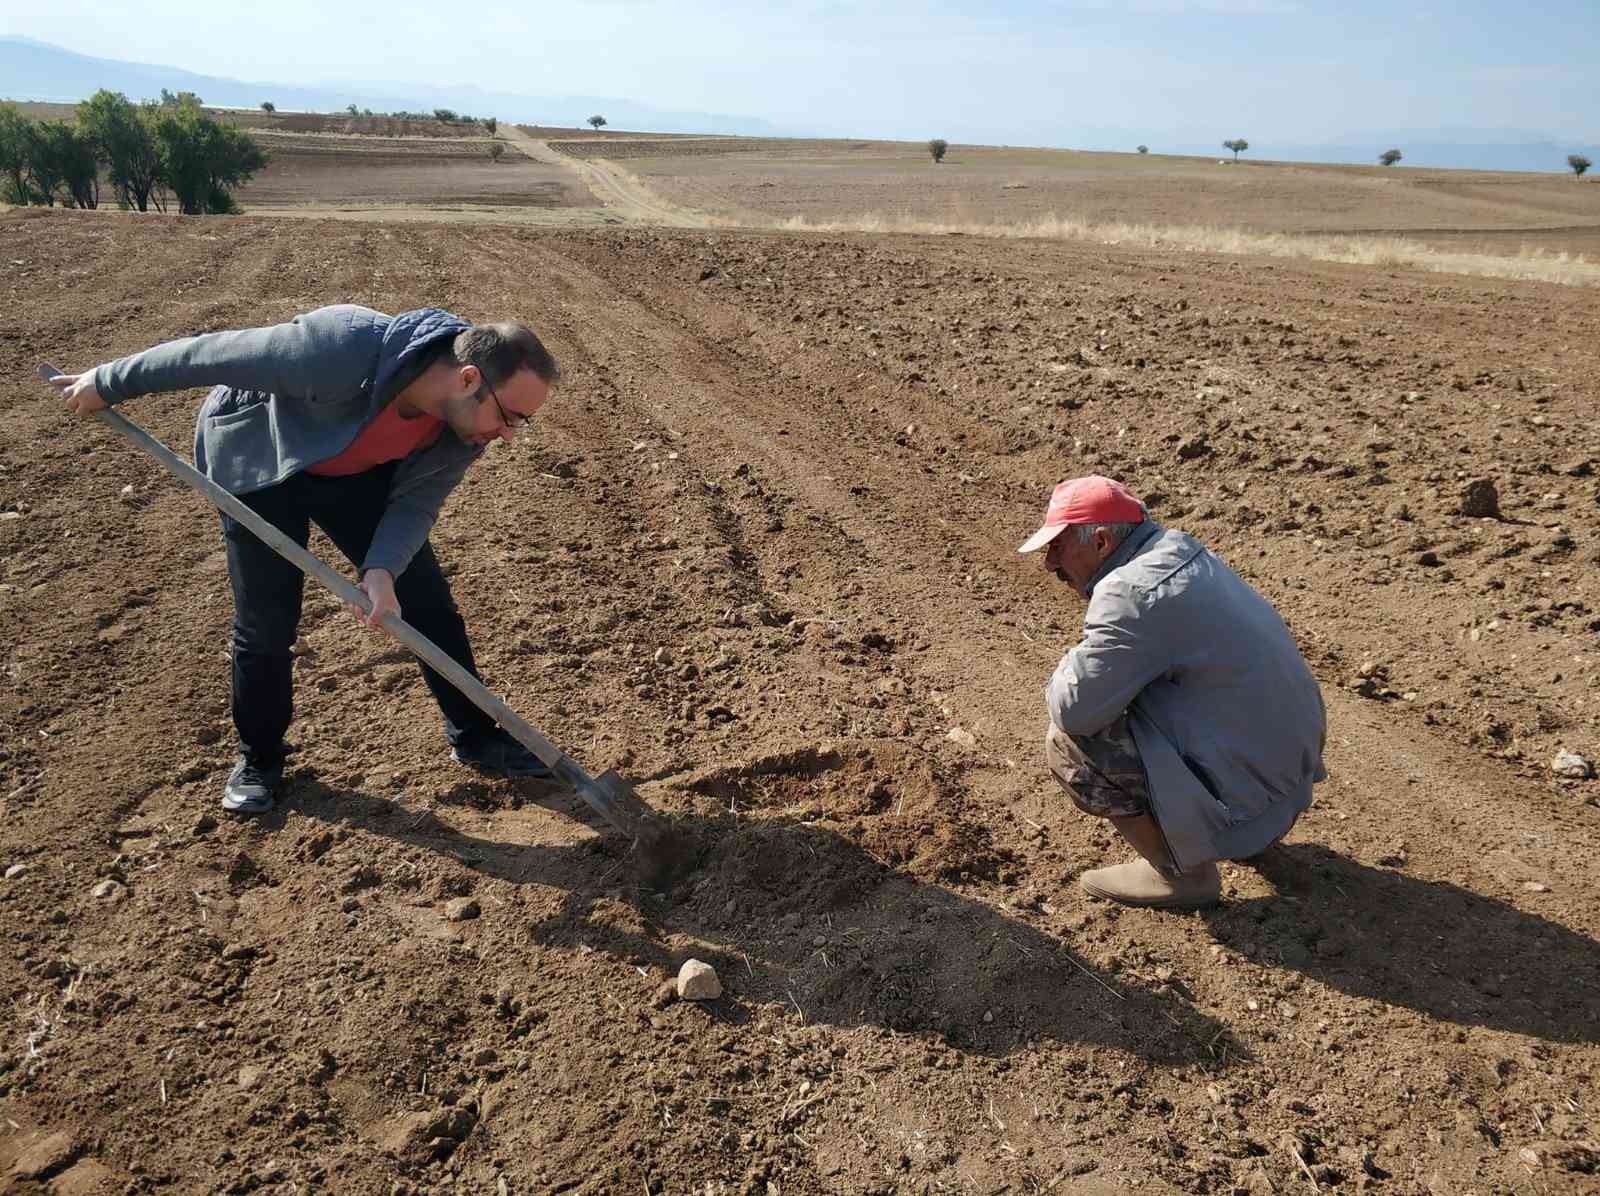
[1207,843,1600,1044]
[270,770,1236,1067]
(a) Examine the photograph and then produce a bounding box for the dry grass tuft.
[760,211,1600,288]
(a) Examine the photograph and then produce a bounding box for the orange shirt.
[306,401,444,477]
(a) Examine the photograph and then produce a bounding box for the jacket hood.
[374,307,473,398]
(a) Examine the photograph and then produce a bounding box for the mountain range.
[3,36,1596,174]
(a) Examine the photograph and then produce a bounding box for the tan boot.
[1079,856,1221,908]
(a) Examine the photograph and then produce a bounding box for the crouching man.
[1018,476,1326,909]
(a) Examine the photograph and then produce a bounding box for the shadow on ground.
[277,772,1236,1068]
[1205,842,1600,1043]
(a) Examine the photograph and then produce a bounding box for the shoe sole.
[221,793,274,814]
[1079,876,1221,909]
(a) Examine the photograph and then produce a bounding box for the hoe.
[40,364,686,880]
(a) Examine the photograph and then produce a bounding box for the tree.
[150,97,268,214]
[27,121,99,208]
[1570,154,1592,178]
[588,114,607,131]
[1222,138,1249,161]
[487,141,506,161]
[160,89,201,108]
[434,108,458,122]
[1379,148,1403,166]
[77,90,163,211]
[260,101,276,113]
[1136,144,1149,154]
[0,103,35,204]
[927,138,948,163]
[482,117,497,134]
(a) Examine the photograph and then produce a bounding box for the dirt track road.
[504,126,713,228]
[2,209,1597,1193]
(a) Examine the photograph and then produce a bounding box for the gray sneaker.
[222,759,283,814]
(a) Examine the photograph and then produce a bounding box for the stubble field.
[0,118,1598,1196]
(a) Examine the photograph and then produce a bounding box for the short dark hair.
[451,322,560,388]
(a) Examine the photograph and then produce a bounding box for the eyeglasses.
[475,375,533,430]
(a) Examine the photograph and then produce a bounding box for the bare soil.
[236,135,587,211]
[618,143,1600,254]
[2,208,1598,1196]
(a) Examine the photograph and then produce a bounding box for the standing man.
[1018,476,1326,909]
[50,304,561,814]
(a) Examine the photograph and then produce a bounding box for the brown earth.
[236,135,588,211]
[616,143,1600,255]
[2,208,1599,1196]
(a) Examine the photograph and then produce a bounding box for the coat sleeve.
[93,305,377,406]
[1044,578,1171,737]
[361,434,483,578]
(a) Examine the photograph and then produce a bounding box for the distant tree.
[160,89,201,108]
[26,121,100,208]
[77,90,163,211]
[0,102,35,204]
[347,104,361,116]
[482,116,497,133]
[1570,154,1592,178]
[588,114,607,131]
[1136,144,1149,154]
[487,141,506,161]
[150,97,268,215]
[260,101,276,113]
[434,108,459,123]
[927,138,948,163]
[1379,148,1403,166]
[1222,138,1249,161]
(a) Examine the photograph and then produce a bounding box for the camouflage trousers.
[1045,713,1153,820]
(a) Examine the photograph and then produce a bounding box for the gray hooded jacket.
[94,304,482,578]
[1045,521,1327,870]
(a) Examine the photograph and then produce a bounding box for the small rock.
[653,646,674,666]
[472,1047,497,1066]
[1518,1147,1542,1169]
[1247,999,1260,1011]
[341,896,361,913]
[445,897,480,922]
[1459,478,1501,519]
[946,726,978,750]
[91,879,126,902]
[1523,881,1551,893]
[811,935,827,947]
[650,980,679,1009]
[4,863,29,880]
[237,1065,263,1090]
[191,813,218,836]
[1551,750,1593,779]
[982,1010,994,1024]
[11,1130,79,1180]
[676,958,722,1001]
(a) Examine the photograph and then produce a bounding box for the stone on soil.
[90,879,126,902]
[4,863,29,880]
[677,958,722,1000]
[11,1130,79,1180]
[946,726,978,750]
[1551,750,1592,779]
[1459,478,1501,519]
[445,897,481,922]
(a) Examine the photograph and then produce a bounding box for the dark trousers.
[222,464,492,767]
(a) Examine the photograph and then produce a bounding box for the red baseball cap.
[1017,475,1145,553]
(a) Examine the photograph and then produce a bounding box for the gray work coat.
[1045,522,1327,870]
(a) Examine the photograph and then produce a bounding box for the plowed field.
[2,207,1598,1195]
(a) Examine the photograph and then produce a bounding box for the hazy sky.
[3,1,1595,144]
